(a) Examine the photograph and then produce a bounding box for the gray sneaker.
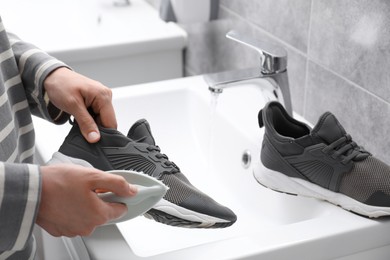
[58,119,237,228]
[254,101,390,218]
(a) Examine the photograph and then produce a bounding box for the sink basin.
[0,0,187,87]
[32,76,390,259]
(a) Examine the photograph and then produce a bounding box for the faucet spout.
[204,30,293,115]
[205,68,262,93]
[205,67,292,114]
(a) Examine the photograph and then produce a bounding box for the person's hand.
[36,164,137,237]
[44,67,116,143]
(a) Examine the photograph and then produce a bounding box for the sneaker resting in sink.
[57,119,237,228]
[254,101,390,218]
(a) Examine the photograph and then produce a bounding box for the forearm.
[0,162,40,252]
[7,32,69,124]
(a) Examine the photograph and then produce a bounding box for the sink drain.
[241,150,251,169]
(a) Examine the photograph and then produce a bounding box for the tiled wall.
[147,0,390,163]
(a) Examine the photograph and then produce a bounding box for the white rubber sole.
[151,199,230,227]
[253,162,390,218]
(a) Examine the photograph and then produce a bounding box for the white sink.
[32,76,390,260]
[0,0,187,87]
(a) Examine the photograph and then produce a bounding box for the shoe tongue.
[312,112,346,144]
[127,119,156,145]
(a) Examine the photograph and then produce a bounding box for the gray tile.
[180,19,237,74]
[310,0,390,103]
[181,8,257,75]
[305,61,390,164]
[220,0,312,53]
[184,66,196,77]
[288,50,307,115]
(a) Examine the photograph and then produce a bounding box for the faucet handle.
[226,30,287,74]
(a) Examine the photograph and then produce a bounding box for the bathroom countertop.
[0,0,187,61]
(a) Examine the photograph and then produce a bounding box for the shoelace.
[146,145,180,174]
[322,134,370,164]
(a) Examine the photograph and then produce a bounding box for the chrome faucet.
[204,30,292,114]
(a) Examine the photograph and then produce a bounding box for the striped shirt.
[0,16,68,259]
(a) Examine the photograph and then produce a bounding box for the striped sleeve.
[0,17,70,258]
[7,32,70,124]
[0,163,40,253]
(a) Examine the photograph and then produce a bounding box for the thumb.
[73,107,100,143]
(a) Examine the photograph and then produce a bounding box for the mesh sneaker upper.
[161,173,194,205]
[339,156,390,206]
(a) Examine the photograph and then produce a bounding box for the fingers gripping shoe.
[58,119,237,228]
[254,101,390,218]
